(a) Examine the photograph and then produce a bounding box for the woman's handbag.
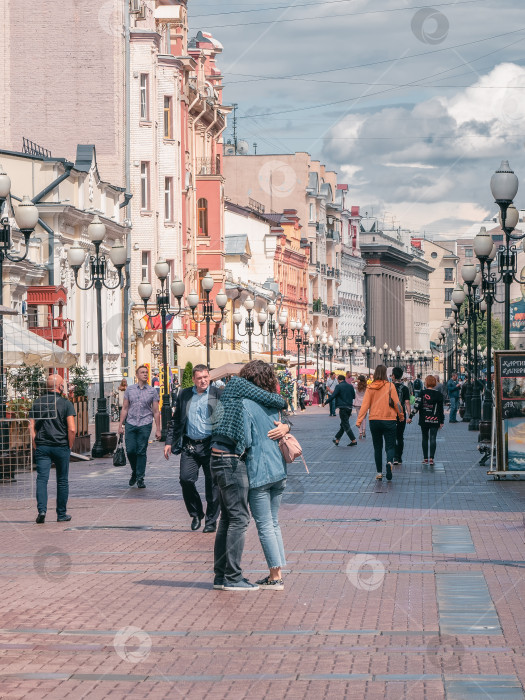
[278,434,309,472]
[113,434,126,467]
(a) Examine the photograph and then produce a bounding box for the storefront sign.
[495,351,525,471]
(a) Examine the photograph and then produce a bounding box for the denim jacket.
[242,398,287,488]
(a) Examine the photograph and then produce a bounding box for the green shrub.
[181,361,194,388]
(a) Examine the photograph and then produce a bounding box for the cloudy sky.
[189,0,525,237]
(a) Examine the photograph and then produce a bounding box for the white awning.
[2,320,77,368]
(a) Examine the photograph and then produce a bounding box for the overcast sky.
[189,0,525,237]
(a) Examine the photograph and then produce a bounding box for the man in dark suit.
[164,364,221,532]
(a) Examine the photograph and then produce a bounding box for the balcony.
[326,267,341,279]
[316,222,326,235]
[196,157,221,176]
[320,263,327,275]
[328,304,341,317]
[312,298,322,313]
[29,318,73,345]
[326,228,340,243]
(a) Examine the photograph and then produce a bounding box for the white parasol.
[2,319,77,368]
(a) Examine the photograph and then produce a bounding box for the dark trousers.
[369,420,397,473]
[180,439,219,525]
[395,420,406,461]
[299,395,306,411]
[335,407,356,442]
[328,395,336,416]
[35,444,71,517]
[125,422,152,480]
[211,454,250,584]
[421,425,439,459]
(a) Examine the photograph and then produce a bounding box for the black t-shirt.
[394,382,410,416]
[29,392,76,447]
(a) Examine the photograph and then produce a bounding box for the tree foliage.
[181,361,194,388]
[70,366,91,397]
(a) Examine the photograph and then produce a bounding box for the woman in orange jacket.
[356,365,404,481]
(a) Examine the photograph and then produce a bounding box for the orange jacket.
[356,380,404,425]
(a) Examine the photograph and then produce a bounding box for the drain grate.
[436,573,502,635]
[445,676,524,699]
[432,526,475,554]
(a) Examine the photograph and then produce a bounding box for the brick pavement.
[0,407,525,699]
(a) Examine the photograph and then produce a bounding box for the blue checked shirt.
[124,383,157,427]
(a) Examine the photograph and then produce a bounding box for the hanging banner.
[494,350,525,474]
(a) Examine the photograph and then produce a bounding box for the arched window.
[197,198,208,236]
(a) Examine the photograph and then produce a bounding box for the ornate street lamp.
[68,215,127,457]
[294,323,310,403]
[187,273,227,369]
[138,259,184,440]
[234,296,267,361]
[0,168,39,451]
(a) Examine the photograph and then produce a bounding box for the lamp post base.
[92,398,110,458]
[469,387,482,431]
[160,395,172,442]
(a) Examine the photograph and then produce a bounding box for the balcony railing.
[197,157,221,176]
[328,304,341,317]
[326,228,340,243]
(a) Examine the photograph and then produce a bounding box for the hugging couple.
[210,360,292,591]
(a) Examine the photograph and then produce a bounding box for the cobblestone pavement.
[1,407,525,699]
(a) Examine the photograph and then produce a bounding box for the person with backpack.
[413,374,423,397]
[391,367,411,465]
[409,375,445,465]
[356,365,404,481]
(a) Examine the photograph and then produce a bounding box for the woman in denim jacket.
[212,361,291,591]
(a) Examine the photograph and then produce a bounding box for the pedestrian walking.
[409,375,445,465]
[117,379,127,412]
[170,376,179,408]
[211,360,291,591]
[297,381,307,412]
[447,372,460,422]
[315,378,326,406]
[353,375,367,439]
[164,364,220,533]
[413,374,423,398]
[152,369,160,399]
[392,367,411,464]
[29,374,76,523]
[325,372,338,416]
[332,375,357,446]
[118,364,161,489]
[356,365,404,481]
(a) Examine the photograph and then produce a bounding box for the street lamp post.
[294,323,309,404]
[234,296,266,361]
[138,260,184,440]
[187,274,227,369]
[490,161,520,349]
[314,327,321,378]
[67,216,127,457]
[266,301,283,364]
[0,169,39,451]
[327,335,334,373]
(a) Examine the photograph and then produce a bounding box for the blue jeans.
[449,396,459,422]
[35,444,71,517]
[248,479,287,569]
[328,395,336,416]
[212,454,250,585]
[125,422,152,480]
[369,420,397,473]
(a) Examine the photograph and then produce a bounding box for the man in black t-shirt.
[29,374,76,524]
[392,367,411,465]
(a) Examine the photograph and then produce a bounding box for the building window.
[431,251,438,259]
[309,203,314,222]
[163,96,172,139]
[141,251,150,281]
[164,177,173,221]
[444,288,453,302]
[197,198,208,236]
[167,259,175,302]
[140,74,149,120]
[445,308,453,318]
[465,248,473,257]
[140,162,150,209]
[444,268,454,281]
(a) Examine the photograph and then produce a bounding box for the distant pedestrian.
[413,374,423,397]
[164,364,221,533]
[447,372,460,423]
[356,365,404,481]
[409,375,444,465]
[211,361,290,591]
[353,375,367,439]
[345,371,353,384]
[392,367,411,465]
[315,378,326,405]
[325,372,338,416]
[118,365,161,489]
[170,376,179,408]
[152,370,160,399]
[332,375,357,446]
[118,379,127,409]
[298,381,307,411]
[29,374,76,524]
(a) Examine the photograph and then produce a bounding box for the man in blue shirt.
[447,372,461,423]
[164,365,221,532]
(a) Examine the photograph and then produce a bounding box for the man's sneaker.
[255,576,284,590]
[213,577,224,590]
[223,578,259,591]
[57,514,72,522]
[386,462,393,481]
[36,512,46,524]
[137,479,146,489]
[129,474,137,486]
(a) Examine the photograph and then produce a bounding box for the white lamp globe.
[15,195,39,231]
